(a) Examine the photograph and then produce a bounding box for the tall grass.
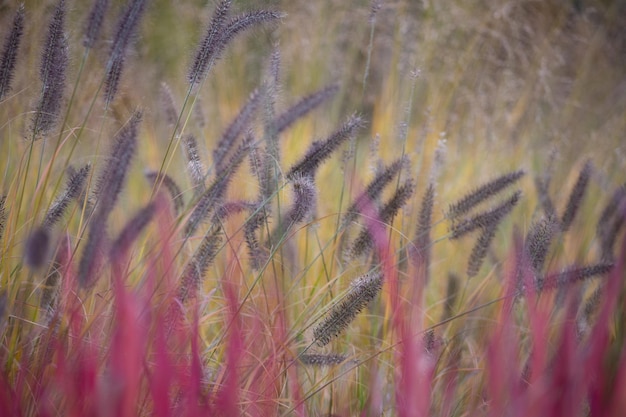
[1,1,625,416]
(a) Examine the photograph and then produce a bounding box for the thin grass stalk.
[441,273,459,322]
[361,1,382,100]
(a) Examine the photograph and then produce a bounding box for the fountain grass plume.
[94,112,142,214]
[78,111,142,287]
[273,84,340,135]
[32,0,68,138]
[343,156,408,228]
[178,226,223,304]
[537,263,613,292]
[24,227,50,269]
[300,353,347,367]
[244,201,269,270]
[348,178,415,259]
[188,0,232,86]
[525,215,560,274]
[450,191,522,239]
[104,0,147,104]
[212,200,255,224]
[313,272,383,347]
[218,10,285,58]
[560,160,592,232]
[182,134,206,195]
[104,53,125,106]
[110,0,147,61]
[535,149,558,218]
[24,164,90,269]
[42,164,91,230]
[110,202,156,261]
[535,176,557,219]
[288,174,317,225]
[270,174,317,244]
[596,183,626,261]
[466,223,498,277]
[214,88,263,172]
[411,182,435,271]
[83,0,109,49]
[596,184,626,234]
[185,138,252,237]
[287,114,364,180]
[447,170,525,219]
[0,4,25,101]
[145,171,184,216]
[159,82,179,128]
[0,196,6,244]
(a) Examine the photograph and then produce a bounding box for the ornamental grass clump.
[1,1,625,416]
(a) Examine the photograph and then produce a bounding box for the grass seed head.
[313,272,383,347]
[447,169,525,219]
[560,160,592,232]
[32,0,68,138]
[83,0,109,49]
[0,4,25,101]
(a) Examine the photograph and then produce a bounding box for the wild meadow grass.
[1,0,625,416]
